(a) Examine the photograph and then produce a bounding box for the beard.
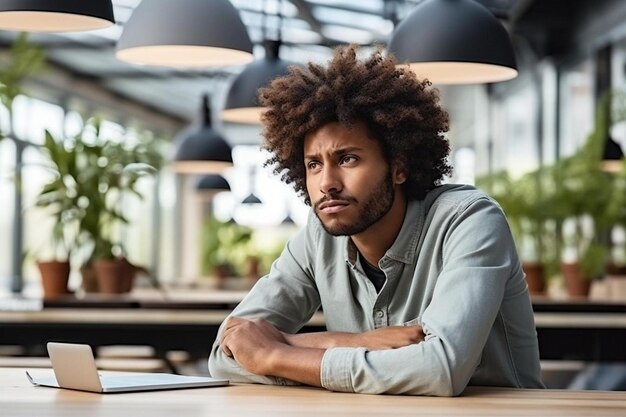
[313,171,395,236]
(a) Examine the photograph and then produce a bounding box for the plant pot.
[523,263,545,295]
[37,261,70,298]
[93,258,136,294]
[561,262,591,298]
[80,265,99,293]
[213,263,232,290]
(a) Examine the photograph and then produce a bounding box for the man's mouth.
[318,200,351,214]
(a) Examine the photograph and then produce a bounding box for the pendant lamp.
[0,0,114,32]
[222,40,295,124]
[600,136,625,172]
[241,166,262,204]
[172,95,233,174]
[196,175,231,192]
[117,0,253,67]
[281,213,295,225]
[242,193,262,204]
[388,0,517,84]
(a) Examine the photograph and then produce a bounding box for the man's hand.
[284,325,424,350]
[220,317,288,375]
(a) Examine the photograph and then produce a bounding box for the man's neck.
[351,189,407,268]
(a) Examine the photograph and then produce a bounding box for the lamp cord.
[261,0,266,41]
[278,0,283,43]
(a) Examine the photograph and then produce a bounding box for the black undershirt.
[359,255,387,293]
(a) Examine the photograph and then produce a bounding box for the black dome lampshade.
[196,174,231,201]
[196,175,231,192]
[0,0,114,32]
[117,0,253,67]
[222,40,295,124]
[600,135,625,172]
[388,0,518,84]
[171,95,233,174]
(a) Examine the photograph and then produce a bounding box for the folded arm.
[283,326,424,350]
[218,317,424,387]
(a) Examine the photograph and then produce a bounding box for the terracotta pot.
[37,261,70,298]
[80,265,99,293]
[561,263,591,298]
[93,258,136,294]
[214,264,232,290]
[523,263,545,295]
[120,259,138,293]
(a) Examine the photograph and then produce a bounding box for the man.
[208,45,544,396]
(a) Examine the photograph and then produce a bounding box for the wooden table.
[2,368,626,417]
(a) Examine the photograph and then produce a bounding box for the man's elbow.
[208,345,241,381]
[207,348,228,379]
[349,371,458,396]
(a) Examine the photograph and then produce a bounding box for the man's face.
[304,121,403,236]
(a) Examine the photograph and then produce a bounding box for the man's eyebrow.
[304,146,364,160]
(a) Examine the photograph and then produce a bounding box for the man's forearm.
[285,326,424,350]
[267,345,325,387]
[285,331,364,349]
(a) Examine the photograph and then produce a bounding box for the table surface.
[2,368,626,417]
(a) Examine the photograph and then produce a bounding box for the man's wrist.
[265,343,291,374]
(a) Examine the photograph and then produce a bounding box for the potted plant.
[73,120,163,293]
[548,91,625,297]
[201,215,253,288]
[34,131,81,297]
[35,119,163,294]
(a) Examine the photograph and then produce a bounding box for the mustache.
[313,193,357,210]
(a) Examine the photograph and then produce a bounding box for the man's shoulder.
[423,184,498,217]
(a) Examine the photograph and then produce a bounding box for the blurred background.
[0,0,625,390]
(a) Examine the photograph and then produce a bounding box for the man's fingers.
[220,338,233,357]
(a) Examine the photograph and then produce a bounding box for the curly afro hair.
[260,44,451,205]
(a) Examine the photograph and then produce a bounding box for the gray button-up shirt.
[209,184,544,396]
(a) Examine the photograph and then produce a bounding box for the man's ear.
[392,162,407,185]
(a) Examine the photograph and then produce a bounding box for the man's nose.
[319,166,342,195]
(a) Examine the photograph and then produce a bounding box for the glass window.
[489,82,540,178]
[22,144,59,290]
[12,96,64,145]
[452,147,476,185]
[558,59,594,158]
[0,138,15,291]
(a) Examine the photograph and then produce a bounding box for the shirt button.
[376,310,384,318]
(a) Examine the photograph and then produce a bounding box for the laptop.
[26,342,229,393]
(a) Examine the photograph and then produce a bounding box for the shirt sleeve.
[320,197,516,396]
[208,219,322,384]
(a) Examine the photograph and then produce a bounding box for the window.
[0,138,15,290]
[558,59,594,158]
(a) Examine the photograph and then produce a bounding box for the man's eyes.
[306,155,358,170]
[340,155,358,165]
[307,161,320,170]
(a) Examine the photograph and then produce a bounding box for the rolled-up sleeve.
[208,223,322,384]
[320,198,514,396]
